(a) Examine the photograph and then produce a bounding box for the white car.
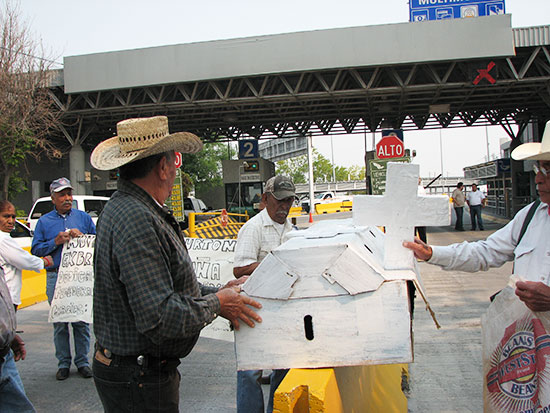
[26,195,109,231]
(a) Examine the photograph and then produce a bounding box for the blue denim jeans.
[92,353,181,412]
[469,205,484,230]
[237,369,288,413]
[46,271,91,369]
[0,350,35,412]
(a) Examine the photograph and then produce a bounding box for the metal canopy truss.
[49,44,550,150]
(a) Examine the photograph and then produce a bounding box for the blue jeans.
[469,205,484,230]
[0,350,35,412]
[92,353,181,412]
[237,369,288,413]
[46,271,91,369]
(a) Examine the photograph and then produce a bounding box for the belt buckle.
[137,355,145,366]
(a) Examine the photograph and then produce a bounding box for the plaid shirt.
[93,179,220,358]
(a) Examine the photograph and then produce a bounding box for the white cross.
[353,162,449,270]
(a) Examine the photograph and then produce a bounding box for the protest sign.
[49,235,95,323]
[185,237,237,341]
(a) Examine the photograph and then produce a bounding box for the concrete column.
[69,144,86,195]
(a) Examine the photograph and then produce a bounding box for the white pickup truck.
[300,191,352,213]
[26,195,110,231]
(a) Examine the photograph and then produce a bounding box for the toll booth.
[222,158,275,216]
[464,158,515,218]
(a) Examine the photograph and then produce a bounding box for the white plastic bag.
[482,278,550,413]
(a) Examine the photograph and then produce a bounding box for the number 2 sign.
[238,139,259,159]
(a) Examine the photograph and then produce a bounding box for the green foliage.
[180,142,236,193]
[275,148,365,183]
[7,170,27,199]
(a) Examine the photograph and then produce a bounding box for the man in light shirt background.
[466,183,487,231]
[451,182,466,231]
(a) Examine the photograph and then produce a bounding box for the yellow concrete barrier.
[274,364,407,413]
[20,247,47,309]
[288,206,303,217]
[314,200,353,215]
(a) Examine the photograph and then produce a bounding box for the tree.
[181,141,236,194]
[275,148,364,183]
[0,1,61,200]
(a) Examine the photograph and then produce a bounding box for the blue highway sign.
[409,0,505,22]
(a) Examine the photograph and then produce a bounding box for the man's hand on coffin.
[216,287,262,330]
[233,262,260,278]
[403,237,433,261]
[515,281,550,312]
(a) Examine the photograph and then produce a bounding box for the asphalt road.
[13,209,510,412]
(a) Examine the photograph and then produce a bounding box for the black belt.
[95,343,179,369]
[0,345,10,358]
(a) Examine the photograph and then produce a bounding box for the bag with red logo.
[482,278,550,413]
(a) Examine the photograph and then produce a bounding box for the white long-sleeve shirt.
[0,231,44,305]
[429,201,550,284]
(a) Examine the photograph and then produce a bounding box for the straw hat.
[511,120,550,161]
[90,116,203,170]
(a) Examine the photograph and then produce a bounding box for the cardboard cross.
[353,162,449,270]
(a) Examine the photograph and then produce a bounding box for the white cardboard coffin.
[235,163,446,370]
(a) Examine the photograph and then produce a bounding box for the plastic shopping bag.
[482,278,550,413]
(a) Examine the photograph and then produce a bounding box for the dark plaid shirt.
[93,179,220,358]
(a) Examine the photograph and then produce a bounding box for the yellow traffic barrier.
[20,247,47,309]
[288,206,303,217]
[185,210,248,239]
[273,364,407,413]
[314,200,353,215]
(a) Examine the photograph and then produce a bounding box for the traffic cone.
[309,212,313,223]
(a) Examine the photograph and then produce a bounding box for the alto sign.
[376,135,404,159]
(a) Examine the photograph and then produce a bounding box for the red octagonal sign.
[376,136,404,159]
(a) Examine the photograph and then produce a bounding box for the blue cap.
[50,177,73,193]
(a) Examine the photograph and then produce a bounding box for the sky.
[14,0,550,177]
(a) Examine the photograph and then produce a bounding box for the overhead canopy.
[47,15,550,150]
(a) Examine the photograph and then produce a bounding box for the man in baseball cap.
[49,177,73,193]
[31,177,96,381]
[233,175,297,412]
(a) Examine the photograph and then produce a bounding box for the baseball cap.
[50,177,73,193]
[264,176,296,200]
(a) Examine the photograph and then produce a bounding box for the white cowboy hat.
[90,116,203,170]
[511,120,550,161]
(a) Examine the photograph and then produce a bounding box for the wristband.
[43,256,54,268]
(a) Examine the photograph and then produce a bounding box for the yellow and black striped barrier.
[184,210,249,239]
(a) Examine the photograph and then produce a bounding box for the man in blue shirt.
[31,177,96,381]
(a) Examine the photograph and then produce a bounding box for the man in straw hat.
[404,119,550,311]
[90,116,262,412]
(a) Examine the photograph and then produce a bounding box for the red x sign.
[473,61,496,85]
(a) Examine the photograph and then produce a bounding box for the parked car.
[26,195,110,231]
[300,191,352,213]
[180,197,211,229]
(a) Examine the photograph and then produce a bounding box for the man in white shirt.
[404,120,550,312]
[466,183,487,231]
[233,175,297,413]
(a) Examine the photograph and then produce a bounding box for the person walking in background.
[466,183,486,231]
[0,200,52,311]
[451,182,466,231]
[31,178,96,381]
[233,175,297,413]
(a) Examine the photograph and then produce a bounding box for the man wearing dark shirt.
[90,116,261,412]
